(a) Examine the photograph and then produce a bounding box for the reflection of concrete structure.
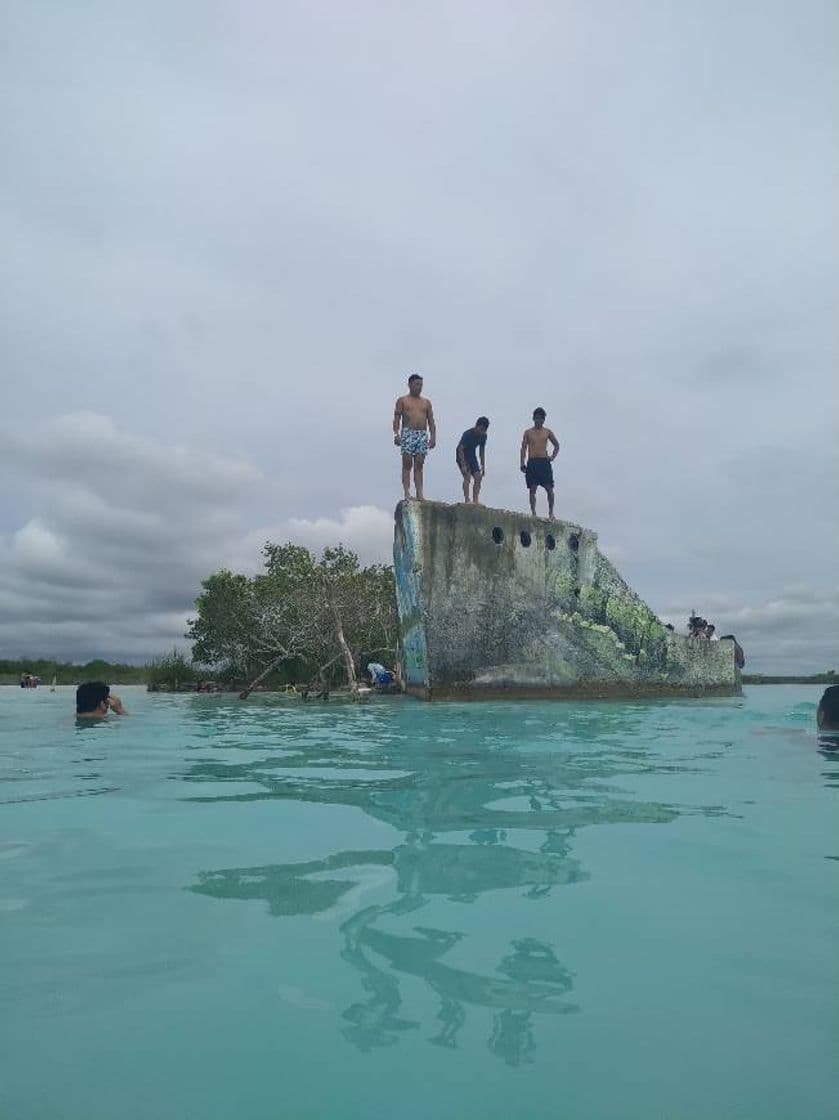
[394,500,739,699]
[187,706,687,1062]
[193,844,581,1062]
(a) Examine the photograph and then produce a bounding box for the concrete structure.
[394,500,739,700]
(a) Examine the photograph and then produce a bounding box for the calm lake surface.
[1,684,835,1119]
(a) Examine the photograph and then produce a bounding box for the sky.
[1,1,836,673]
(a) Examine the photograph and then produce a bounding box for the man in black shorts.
[456,417,489,504]
[520,407,559,517]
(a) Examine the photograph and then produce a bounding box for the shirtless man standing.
[520,407,560,517]
[393,373,436,500]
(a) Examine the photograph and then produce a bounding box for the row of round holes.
[491,528,579,552]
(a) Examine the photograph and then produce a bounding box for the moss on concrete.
[394,500,738,699]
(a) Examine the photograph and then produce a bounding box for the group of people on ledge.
[393,373,561,517]
[688,613,718,640]
[686,612,746,668]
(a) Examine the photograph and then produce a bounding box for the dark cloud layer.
[1,3,836,671]
[0,414,258,660]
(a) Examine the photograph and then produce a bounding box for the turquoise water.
[1,685,835,1119]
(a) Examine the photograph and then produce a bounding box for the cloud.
[238,506,394,569]
[660,588,839,674]
[0,414,260,661]
[0,412,397,662]
[12,521,66,566]
[4,412,258,510]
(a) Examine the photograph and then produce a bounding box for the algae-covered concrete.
[393,500,739,700]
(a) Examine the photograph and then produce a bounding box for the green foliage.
[145,649,201,689]
[188,570,257,678]
[602,592,666,661]
[579,585,607,617]
[186,541,398,686]
[0,658,147,685]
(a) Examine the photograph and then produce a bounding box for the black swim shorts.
[456,453,481,475]
[525,458,554,490]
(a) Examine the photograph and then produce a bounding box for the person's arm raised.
[107,693,126,715]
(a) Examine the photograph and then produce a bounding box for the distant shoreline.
[741,675,836,685]
[2,676,834,689]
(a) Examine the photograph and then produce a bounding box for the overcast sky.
[1,1,836,673]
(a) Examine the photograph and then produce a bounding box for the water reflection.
[817,732,839,801]
[188,702,697,1060]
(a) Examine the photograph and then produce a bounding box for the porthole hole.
[519,529,532,547]
[569,533,580,553]
[545,534,556,551]
[573,587,581,598]
[491,527,504,545]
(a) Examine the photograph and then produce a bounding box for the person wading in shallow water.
[520,407,559,518]
[393,373,436,501]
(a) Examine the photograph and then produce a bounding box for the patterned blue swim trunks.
[400,429,430,457]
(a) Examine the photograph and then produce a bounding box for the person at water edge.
[367,661,394,686]
[394,373,436,501]
[816,685,839,732]
[520,407,559,517]
[456,416,489,504]
[75,681,126,718]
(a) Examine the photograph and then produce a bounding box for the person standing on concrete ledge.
[456,416,489,504]
[520,407,559,517]
[394,373,436,501]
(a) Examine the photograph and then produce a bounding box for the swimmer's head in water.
[817,685,839,731]
[76,681,110,715]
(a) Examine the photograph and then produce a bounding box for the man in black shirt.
[456,417,489,504]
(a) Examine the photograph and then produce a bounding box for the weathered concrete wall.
[394,500,739,699]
